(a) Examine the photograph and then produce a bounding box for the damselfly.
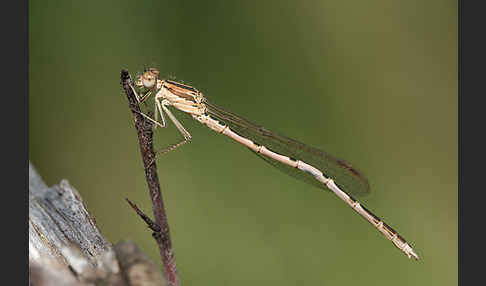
[130,68,419,260]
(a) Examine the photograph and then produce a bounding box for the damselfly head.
[137,68,159,89]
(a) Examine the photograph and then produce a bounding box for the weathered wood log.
[29,162,168,286]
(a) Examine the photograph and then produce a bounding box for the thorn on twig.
[125,198,161,233]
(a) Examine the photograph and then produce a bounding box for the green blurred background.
[30,1,457,285]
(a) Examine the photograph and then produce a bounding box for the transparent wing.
[205,100,370,197]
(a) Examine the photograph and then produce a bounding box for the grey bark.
[29,162,167,286]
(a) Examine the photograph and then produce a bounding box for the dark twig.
[120,69,179,286]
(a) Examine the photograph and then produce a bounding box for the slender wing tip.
[336,159,371,195]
